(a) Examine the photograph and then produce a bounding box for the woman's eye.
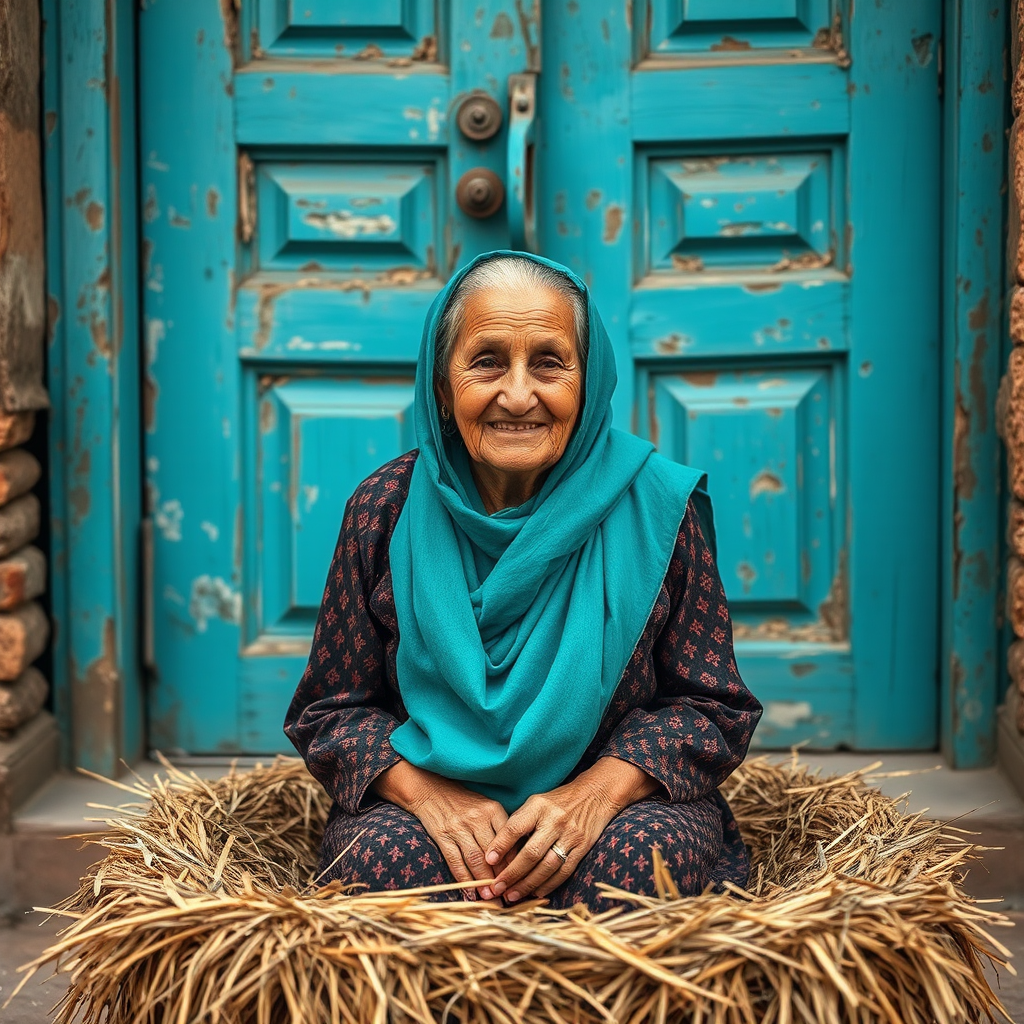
[537,358,563,370]
[474,357,500,369]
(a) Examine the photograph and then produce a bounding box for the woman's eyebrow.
[466,335,512,349]
[531,338,574,353]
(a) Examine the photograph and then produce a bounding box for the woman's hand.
[371,760,510,901]
[484,757,660,903]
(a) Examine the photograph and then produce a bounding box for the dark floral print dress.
[285,451,762,909]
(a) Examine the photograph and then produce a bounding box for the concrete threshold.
[3,753,1023,916]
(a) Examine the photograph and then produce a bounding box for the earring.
[440,403,451,421]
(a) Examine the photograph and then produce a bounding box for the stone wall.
[999,0,1024,792]
[0,0,57,825]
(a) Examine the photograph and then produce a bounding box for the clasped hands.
[373,756,658,904]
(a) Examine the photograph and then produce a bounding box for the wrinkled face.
[438,285,583,482]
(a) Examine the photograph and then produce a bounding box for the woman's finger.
[486,803,539,867]
[490,805,509,835]
[463,819,500,878]
[477,807,511,899]
[435,836,479,900]
[460,823,501,900]
[490,825,560,896]
[503,847,567,902]
[535,847,584,899]
[478,849,516,901]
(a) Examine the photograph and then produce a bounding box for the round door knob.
[456,168,505,218]
[456,92,503,141]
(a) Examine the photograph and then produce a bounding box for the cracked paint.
[763,700,814,730]
[155,498,183,542]
[302,211,397,238]
[189,575,242,633]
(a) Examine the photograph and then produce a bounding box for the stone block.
[1014,0,1024,117]
[999,695,1024,810]
[1010,638,1024,686]
[998,372,1011,442]
[0,492,38,558]
[1011,120,1024,285]
[0,412,33,451]
[0,601,47,680]
[1010,501,1024,560]
[1004,348,1024,501]
[1009,559,1024,639]
[1013,647,1024,730]
[0,667,46,737]
[0,545,44,610]
[5,832,99,917]
[1012,288,1024,346]
[0,710,58,832]
[0,449,39,506]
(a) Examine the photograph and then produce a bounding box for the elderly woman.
[285,251,762,908]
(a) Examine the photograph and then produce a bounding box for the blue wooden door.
[142,1,940,754]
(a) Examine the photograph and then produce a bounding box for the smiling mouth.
[487,422,547,432]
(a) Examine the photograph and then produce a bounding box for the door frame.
[40,0,1007,772]
[940,0,1008,768]
[42,0,142,776]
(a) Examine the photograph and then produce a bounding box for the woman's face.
[438,285,583,483]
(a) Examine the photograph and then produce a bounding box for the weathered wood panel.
[0,0,49,413]
[41,0,142,775]
[0,0,52,805]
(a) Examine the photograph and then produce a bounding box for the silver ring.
[550,843,569,863]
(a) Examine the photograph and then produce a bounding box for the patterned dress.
[284,451,762,909]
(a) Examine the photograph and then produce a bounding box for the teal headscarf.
[388,251,711,812]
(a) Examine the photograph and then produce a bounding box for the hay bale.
[7,756,1017,1024]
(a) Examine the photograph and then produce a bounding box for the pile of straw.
[9,755,1017,1023]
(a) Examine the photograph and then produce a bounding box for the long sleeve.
[284,493,403,815]
[598,503,762,802]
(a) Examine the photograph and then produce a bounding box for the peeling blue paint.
[43,0,143,774]
[941,1,1008,768]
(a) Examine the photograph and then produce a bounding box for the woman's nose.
[496,367,538,414]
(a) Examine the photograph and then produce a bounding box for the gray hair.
[434,255,589,381]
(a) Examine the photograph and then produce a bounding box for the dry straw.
[8,755,1017,1024]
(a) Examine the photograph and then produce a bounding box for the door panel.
[254,162,438,271]
[630,66,849,141]
[142,0,528,753]
[652,368,837,623]
[538,0,938,752]
[143,0,940,754]
[252,376,415,639]
[252,0,439,60]
[646,153,834,272]
[649,1,833,54]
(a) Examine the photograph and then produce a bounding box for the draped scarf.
[388,251,710,812]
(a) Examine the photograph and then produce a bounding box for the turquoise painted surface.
[141,0,243,753]
[941,2,1007,767]
[42,0,142,774]
[845,1,941,750]
[143,1,942,754]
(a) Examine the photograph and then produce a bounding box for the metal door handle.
[507,73,537,252]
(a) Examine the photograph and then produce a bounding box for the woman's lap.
[316,795,749,908]
[317,800,453,892]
